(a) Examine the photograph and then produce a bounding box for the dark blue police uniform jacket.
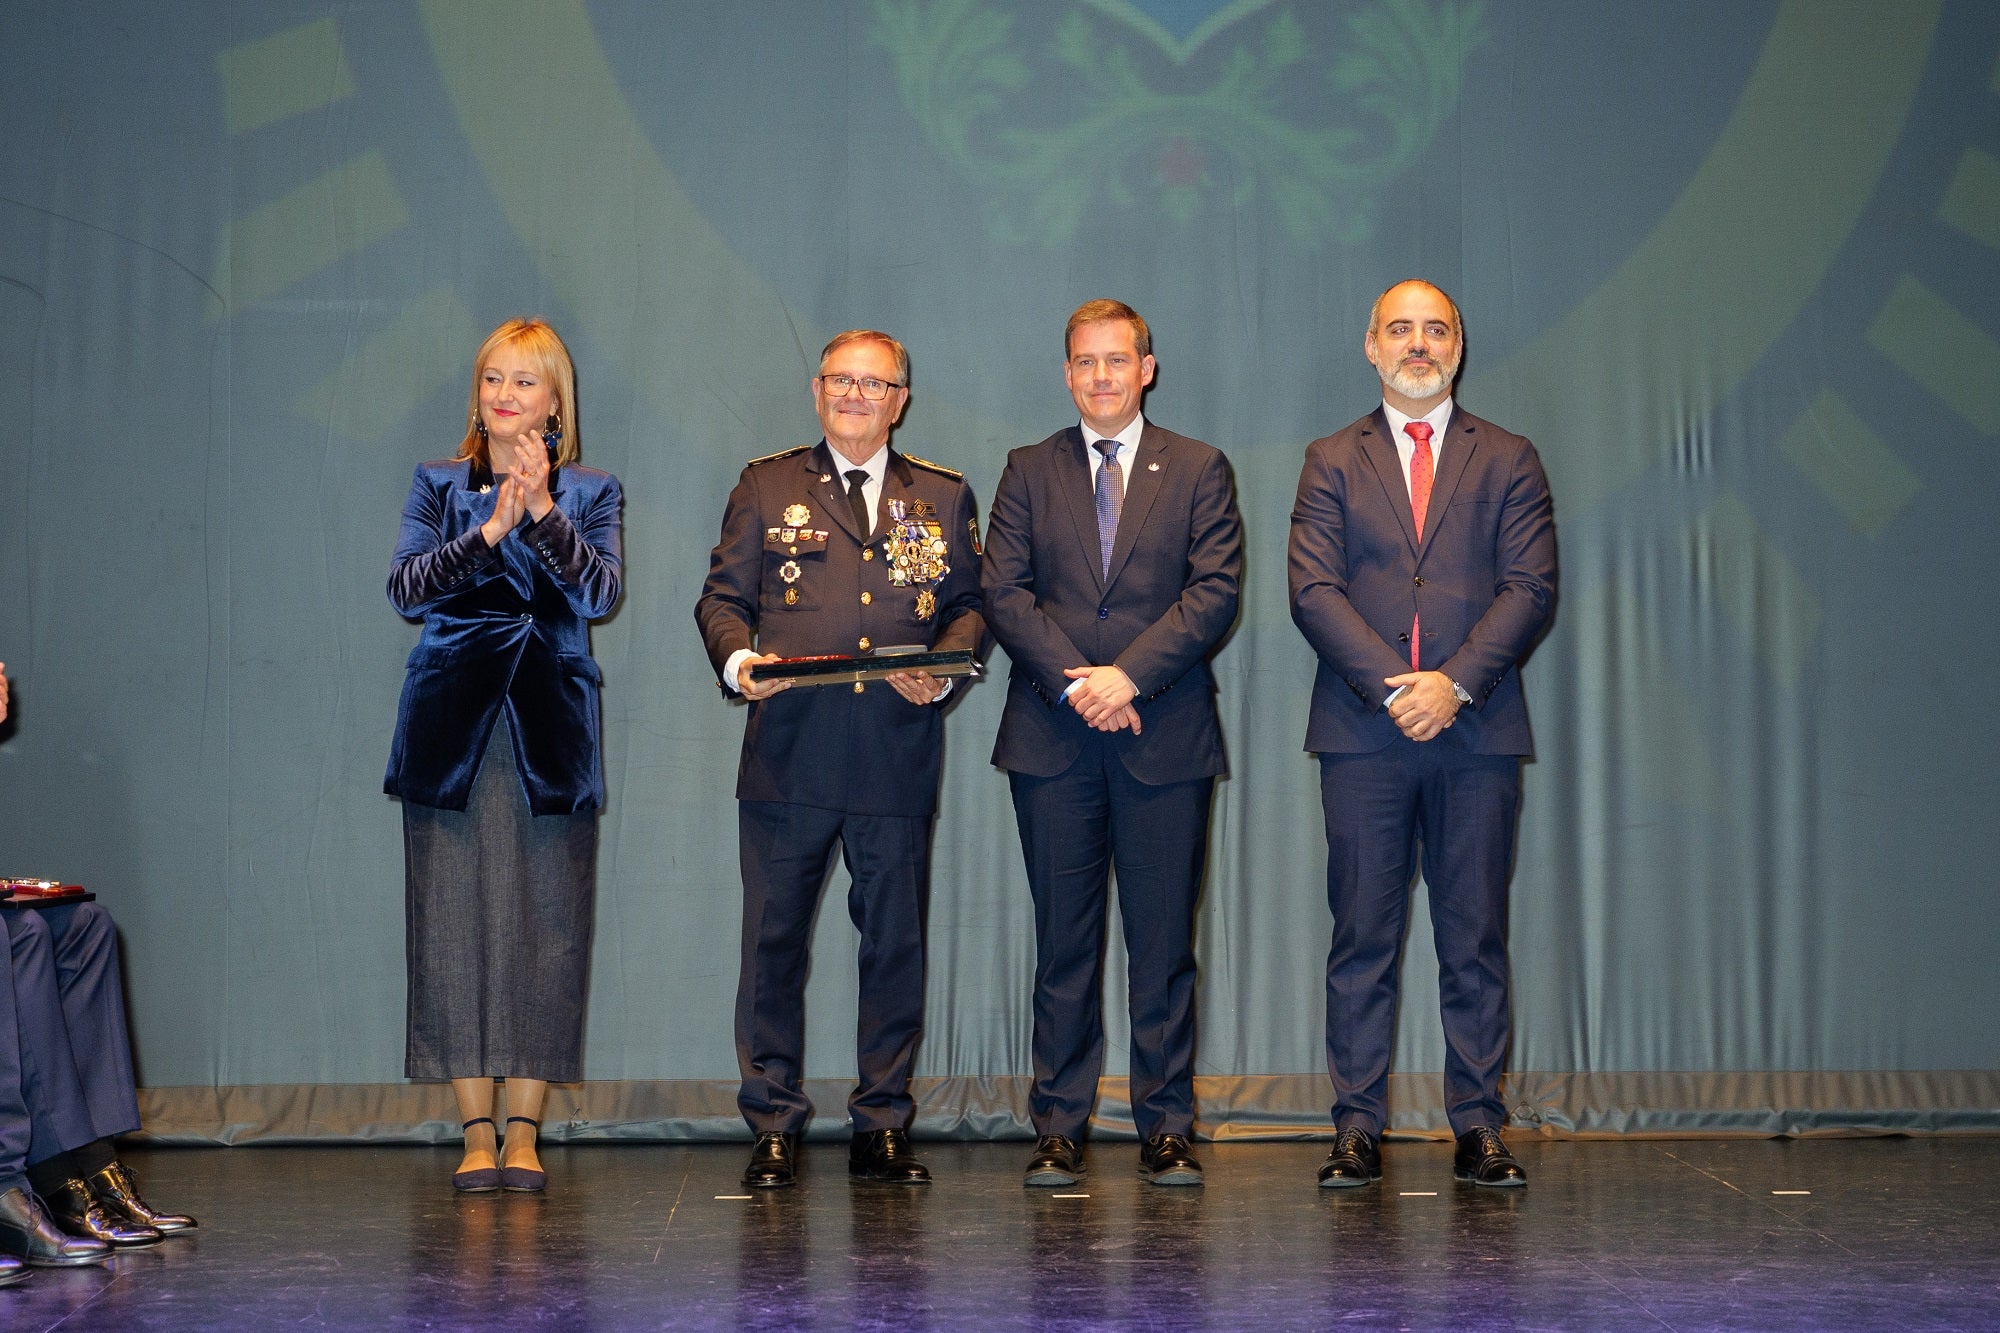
[695,442,984,817]
[384,458,623,814]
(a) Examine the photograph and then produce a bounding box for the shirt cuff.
[723,648,754,695]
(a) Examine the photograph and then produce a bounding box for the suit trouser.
[3,903,141,1165]
[1010,739,1214,1142]
[735,800,931,1136]
[0,924,29,1194]
[1319,743,1520,1137]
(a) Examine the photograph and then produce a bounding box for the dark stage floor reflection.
[6,1137,1998,1329]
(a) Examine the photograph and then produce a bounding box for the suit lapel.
[1055,428,1106,591]
[1103,424,1168,591]
[1360,409,1422,556]
[1417,408,1478,568]
[809,442,864,544]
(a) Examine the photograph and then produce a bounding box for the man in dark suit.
[984,299,1242,1187]
[696,330,984,1189]
[1289,280,1556,1188]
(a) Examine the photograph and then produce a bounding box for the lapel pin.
[1147,462,1161,472]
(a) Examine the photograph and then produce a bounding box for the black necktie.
[845,469,871,538]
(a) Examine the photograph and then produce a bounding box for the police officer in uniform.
[696,329,984,1188]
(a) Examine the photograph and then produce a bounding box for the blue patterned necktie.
[1093,439,1123,579]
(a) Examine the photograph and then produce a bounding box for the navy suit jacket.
[695,442,985,818]
[384,458,623,813]
[983,422,1242,784]
[1288,406,1556,756]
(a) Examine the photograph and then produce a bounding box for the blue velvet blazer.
[384,458,623,813]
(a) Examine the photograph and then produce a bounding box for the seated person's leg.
[40,905,139,1144]
[17,904,195,1235]
[0,912,107,1269]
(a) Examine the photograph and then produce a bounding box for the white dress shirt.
[1081,413,1145,499]
[1381,397,1454,495]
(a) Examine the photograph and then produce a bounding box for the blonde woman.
[385,319,622,1192]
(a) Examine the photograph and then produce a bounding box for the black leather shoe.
[0,1187,110,1267]
[1137,1134,1204,1186]
[46,1178,161,1247]
[848,1129,931,1183]
[88,1161,198,1232]
[1317,1126,1382,1188]
[1023,1134,1083,1187]
[742,1132,798,1189]
[1453,1126,1526,1187]
[0,1254,26,1287]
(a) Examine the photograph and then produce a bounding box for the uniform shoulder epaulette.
[901,453,964,480]
[747,444,812,467]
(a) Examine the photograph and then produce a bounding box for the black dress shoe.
[46,1178,162,1247]
[0,1187,110,1267]
[1023,1134,1083,1187]
[1316,1126,1382,1188]
[0,1254,26,1287]
[87,1161,198,1232]
[1453,1126,1526,1187]
[742,1132,798,1189]
[1137,1134,1204,1186]
[848,1129,931,1183]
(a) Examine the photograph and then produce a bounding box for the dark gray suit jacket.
[983,422,1242,783]
[1288,406,1557,757]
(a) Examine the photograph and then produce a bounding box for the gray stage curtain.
[1,1,1996,1140]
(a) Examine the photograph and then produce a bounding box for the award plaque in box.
[747,646,980,689]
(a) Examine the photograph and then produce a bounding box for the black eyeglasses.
[816,374,904,401]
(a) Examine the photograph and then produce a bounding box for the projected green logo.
[872,0,1483,246]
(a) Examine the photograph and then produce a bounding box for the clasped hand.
[1384,670,1459,742]
[1064,664,1140,734]
[479,433,557,547]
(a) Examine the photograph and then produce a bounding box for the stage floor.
[5,1137,1996,1330]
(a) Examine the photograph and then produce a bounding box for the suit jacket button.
[520,613,533,621]
[1413,575,1425,586]
[859,637,871,651]
[1098,607,1109,620]
[862,549,874,561]
[860,592,872,605]
[1397,632,1409,642]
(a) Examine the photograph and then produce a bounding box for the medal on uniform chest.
[779,560,802,583]
[881,497,949,620]
[782,503,811,527]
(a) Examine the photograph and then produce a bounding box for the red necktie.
[1405,420,1434,668]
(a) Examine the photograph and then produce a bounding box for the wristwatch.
[1450,679,1472,705]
